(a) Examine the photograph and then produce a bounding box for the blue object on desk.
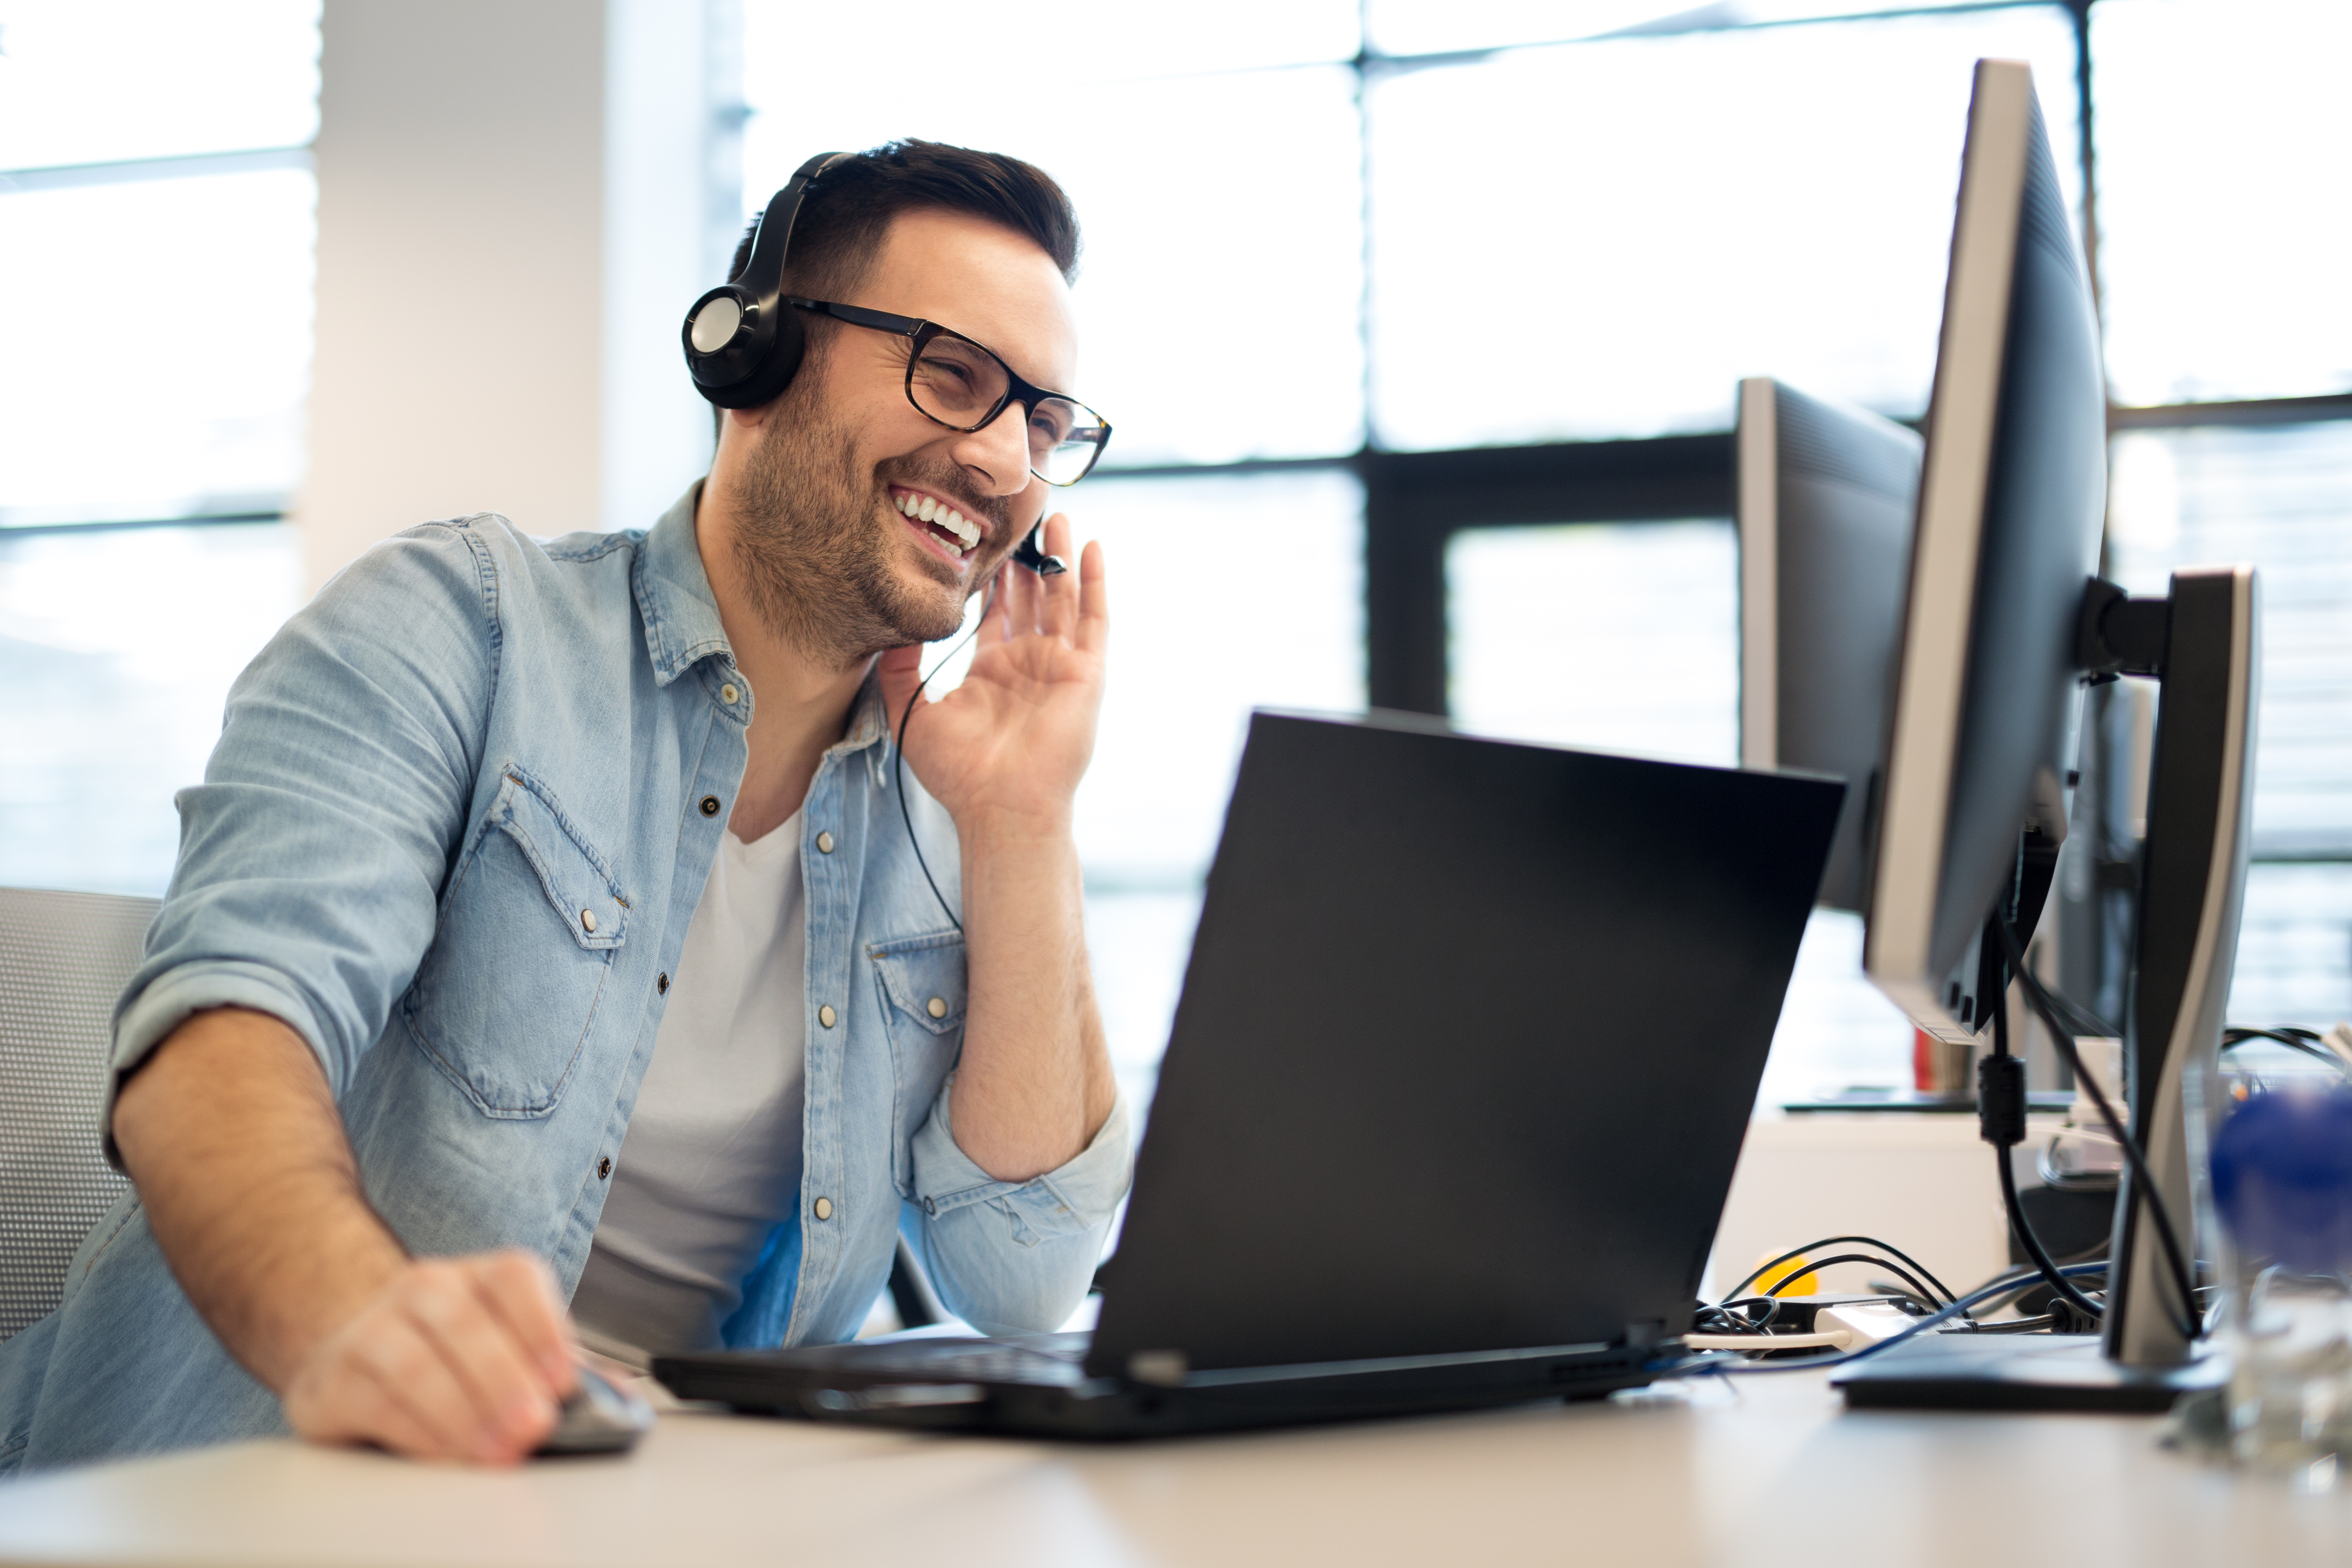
[2210,1082,2352,1276]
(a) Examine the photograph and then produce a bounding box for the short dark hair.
[710,140,1082,432]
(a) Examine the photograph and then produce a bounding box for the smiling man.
[0,140,1127,1471]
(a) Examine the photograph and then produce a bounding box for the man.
[0,140,1127,1471]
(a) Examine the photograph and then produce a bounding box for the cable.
[1711,1239,1957,1340]
[1997,1131,2107,1321]
[1993,917,2198,1343]
[892,575,1007,934]
[1718,1236,1960,1309]
[1757,1253,1944,1312]
[1985,993,2108,1321]
[1653,1262,2111,1379]
[2223,1026,2352,1077]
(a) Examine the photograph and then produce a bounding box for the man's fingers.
[1036,513,1079,641]
[1075,537,1107,655]
[397,1265,563,1457]
[349,1313,503,1461]
[472,1250,577,1397]
[304,1365,445,1461]
[875,642,924,706]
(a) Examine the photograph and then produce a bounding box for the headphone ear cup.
[699,304,808,410]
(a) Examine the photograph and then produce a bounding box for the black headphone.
[682,151,1065,577]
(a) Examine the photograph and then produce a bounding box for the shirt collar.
[633,481,894,757]
[633,482,733,687]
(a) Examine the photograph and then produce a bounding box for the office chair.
[0,887,155,1341]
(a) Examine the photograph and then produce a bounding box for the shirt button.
[579,908,597,933]
[927,996,947,1019]
[816,831,835,854]
[700,795,721,817]
[597,1156,612,1180]
[818,1004,837,1029]
[657,972,669,994]
[720,682,740,704]
[813,1197,833,1221]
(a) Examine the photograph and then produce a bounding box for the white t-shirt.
[570,811,808,1364]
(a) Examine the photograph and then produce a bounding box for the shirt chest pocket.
[403,766,629,1118]
[868,932,967,1192]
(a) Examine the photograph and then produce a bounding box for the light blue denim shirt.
[0,486,1129,1473]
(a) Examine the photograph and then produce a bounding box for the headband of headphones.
[681,151,849,409]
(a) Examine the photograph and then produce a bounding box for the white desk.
[1,1373,2345,1567]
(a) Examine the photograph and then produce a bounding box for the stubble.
[724,371,997,668]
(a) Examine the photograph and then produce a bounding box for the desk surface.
[1,1373,2345,1568]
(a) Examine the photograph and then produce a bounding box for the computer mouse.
[532,1364,655,1457]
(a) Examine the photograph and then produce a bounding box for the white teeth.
[894,491,979,555]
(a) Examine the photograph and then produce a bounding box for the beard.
[723,372,1014,668]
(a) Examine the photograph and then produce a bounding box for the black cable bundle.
[1699,1235,1962,1338]
[1980,996,2106,1322]
[1991,917,2199,1343]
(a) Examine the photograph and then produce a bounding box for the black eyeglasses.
[789,299,1112,487]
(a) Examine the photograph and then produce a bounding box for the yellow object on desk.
[1754,1251,1822,1296]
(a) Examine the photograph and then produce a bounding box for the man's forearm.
[952,813,1117,1181]
[113,1007,408,1393]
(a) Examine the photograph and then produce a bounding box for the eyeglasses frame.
[786,298,1112,487]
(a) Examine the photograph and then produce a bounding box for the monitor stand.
[1835,565,2258,1413]
[1835,1333,2225,1412]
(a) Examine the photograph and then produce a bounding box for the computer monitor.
[1862,58,2108,1039]
[1736,378,1922,912]
[1852,58,2259,1399]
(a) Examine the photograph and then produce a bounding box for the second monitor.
[1736,377,1922,913]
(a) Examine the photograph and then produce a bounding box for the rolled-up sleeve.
[105,521,499,1161]
[905,1075,1132,1335]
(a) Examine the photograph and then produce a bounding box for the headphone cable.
[891,574,1005,934]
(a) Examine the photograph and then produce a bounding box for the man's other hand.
[282,1250,578,1465]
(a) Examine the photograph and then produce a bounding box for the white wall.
[300,0,733,590]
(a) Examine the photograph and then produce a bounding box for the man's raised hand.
[878,511,1107,835]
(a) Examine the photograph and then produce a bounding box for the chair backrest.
[0,887,157,1341]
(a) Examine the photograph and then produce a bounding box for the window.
[740,0,2352,1115]
[0,525,302,894]
[2105,421,2352,1027]
[2091,0,2352,407]
[738,1,1365,467]
[0,2,317,895]
[1447,520,1736,764]
[18,2,2339,1089]
[0,0,321,529]
[1368,6,2080,446]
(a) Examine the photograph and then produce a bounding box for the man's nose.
[951,400,1033,496]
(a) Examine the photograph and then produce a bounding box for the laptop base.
[655,1337,1659,1439]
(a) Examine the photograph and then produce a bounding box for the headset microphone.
[1010,528,1067,577]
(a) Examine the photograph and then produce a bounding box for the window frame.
[1089,0,2352,882]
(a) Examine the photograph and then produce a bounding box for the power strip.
[1685,1300,1920,1354]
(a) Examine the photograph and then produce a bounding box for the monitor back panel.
[1739,379,1923,913]
[1088,712,1844,1379]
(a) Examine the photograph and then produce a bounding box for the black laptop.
[655,710,1842,1437]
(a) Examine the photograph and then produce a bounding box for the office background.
[1,0,2346,1125]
